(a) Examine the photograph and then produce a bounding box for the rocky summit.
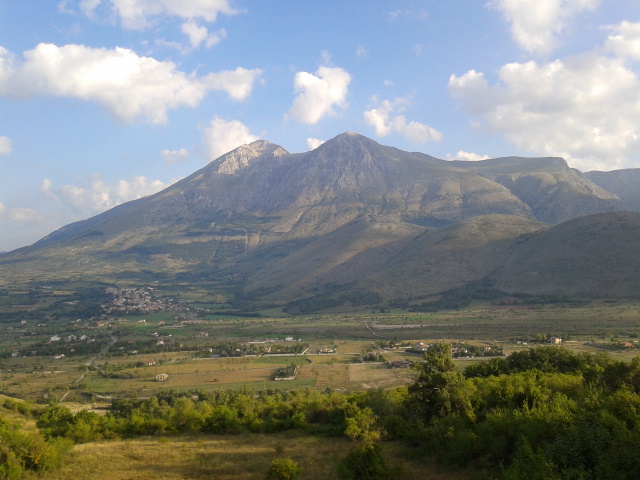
[1,132,639,311]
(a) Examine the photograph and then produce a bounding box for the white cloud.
[205,67,262,101]
[0,136,12,155]
[487,0,599,55]
[307,138,325,150]
[0,201,44,222]
[43,175,167,212]
[108,0,239,30]
[204,117,259,160]
[449,51,640,170]
[289,65,351,125]
[606,21,640,61]
[388,9,428,22]
[161,148,190,164]
[8,208,43,222]
[447,151,491,161]
[79,0,101,18]
[181,20,226,50]
[363,97,443,143]
[0,43,261,124]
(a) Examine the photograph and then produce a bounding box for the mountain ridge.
[2,132,638,310]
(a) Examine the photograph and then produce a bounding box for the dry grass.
[348,363,415,389]
[32,433,470,480]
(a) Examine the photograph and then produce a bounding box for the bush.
[266,458,301,480]
[337,443,391,480]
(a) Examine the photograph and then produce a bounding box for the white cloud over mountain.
[289,66,351,125]
[447,151,491,161]
[364,97,442,143]
[307,138,325,150]
[0,43,261,123]
[449,20,640,171]
[42,175,167,212]
[487,0,599,55]
[204,117,259,160]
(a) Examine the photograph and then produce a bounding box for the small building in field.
[155,373,168,382]
[389,360,412,369]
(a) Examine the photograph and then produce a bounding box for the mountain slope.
[585,169,640,212]
[494,211,640,296]
[0,132,634,307]
[345,214,549,301]
[453,157,621,223]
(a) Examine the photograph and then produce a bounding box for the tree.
[35,404,74,439]
[407,343,472,423]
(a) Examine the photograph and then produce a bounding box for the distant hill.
[494,211,640,297]
[585,169,640,212]
[0,132,635,310]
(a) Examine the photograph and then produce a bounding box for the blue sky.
[1,0,640,251]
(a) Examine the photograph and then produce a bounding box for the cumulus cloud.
[487,0,599,55]
[98,0,239,30]
[0,201,44,222]
[307,138,325,150]
[8,208,43,222]
[161,148,190,164]
[42,175,167,212]
[363,97,443,143]
[447,151,491,161]
[0,136,12,155]
[0,43,261,123]
[181,20,227,50]
[449,49,640,170]
[206,67,262,101]
[606,21,640,61]
[204,117,259,160]
[288,65,351,125]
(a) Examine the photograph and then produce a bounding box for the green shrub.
[266,458,301,480]
[337,443,391,480]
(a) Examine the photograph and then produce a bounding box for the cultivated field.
[1,291,640,402]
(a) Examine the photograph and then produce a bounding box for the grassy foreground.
[33,433,468,480]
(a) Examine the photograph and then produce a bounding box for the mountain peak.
[213,140,288,175]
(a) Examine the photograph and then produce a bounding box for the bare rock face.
[1,132,634,307]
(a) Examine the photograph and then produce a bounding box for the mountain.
[585,169,640,212]
[0,132,635,310]
[348,214,549,302]
[494,211,640,296]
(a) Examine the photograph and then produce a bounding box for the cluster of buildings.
[102,287,183,314]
